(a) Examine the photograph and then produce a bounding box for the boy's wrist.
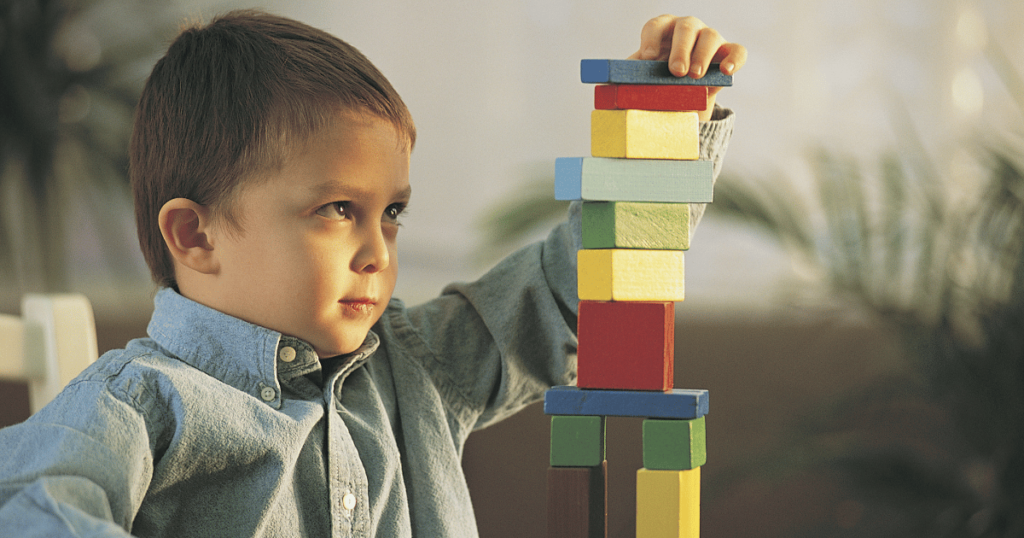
[703,104,730,123]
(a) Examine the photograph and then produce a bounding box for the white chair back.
[0,294,98,414]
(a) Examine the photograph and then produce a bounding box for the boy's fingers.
[667,16,707,76]
[717,43,748,75]
[687,27,725,79]
[629,15,745,80]
[634,14,678,61]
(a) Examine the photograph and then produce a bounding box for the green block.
[550,415,606,467]
[642,416,706,470]
[582,201,690,250]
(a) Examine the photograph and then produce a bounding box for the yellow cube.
[591,110,699,160]
[577,249,684,302]
[636,467,700,538]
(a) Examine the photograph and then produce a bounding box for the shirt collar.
[146,288,378,408]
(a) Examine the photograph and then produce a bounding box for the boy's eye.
[384,203,406,224]
[316,202,348,220]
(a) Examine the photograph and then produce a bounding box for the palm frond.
[474,176,570,265]
[0,0,178,293]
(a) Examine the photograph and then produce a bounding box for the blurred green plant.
[0,0,174,293]
[474,172,570,265]
[713,142,1024,537]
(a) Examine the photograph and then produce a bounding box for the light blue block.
[554,157,584,200]
[554,157,713,203]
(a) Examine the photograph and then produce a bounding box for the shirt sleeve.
[0,373,153,536]
[390,107,735,433]
[692,105,735,233]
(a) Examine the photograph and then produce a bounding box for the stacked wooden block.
[545,59,731,538]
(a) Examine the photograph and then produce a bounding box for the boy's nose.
[352,224,390,273]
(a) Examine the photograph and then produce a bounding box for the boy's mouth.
[339,298,376,313]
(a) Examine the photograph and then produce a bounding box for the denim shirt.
[0,110,733,537]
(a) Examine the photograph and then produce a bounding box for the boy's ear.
[158,198,219,275]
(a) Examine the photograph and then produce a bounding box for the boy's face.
[206,113,410,357]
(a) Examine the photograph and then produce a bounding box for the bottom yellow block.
[636,467,700,538]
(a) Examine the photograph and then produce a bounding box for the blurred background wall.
[2,0,1023,536]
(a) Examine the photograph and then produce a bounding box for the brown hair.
[130,9,415,289]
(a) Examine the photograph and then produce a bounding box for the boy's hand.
[628,15,747,120]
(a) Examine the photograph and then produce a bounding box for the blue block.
[543,386,709,419]
[554,157,584,200]
[580,59,732,87]
[554,157,713,203]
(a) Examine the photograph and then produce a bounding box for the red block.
[547,462,607,538]
[577,301,674,391]
[594,84,708,111]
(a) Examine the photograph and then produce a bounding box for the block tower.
[545,59,732,538]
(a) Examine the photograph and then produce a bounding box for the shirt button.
[278,346,297,362]
[342,493,357,510]
[260,387,276,401]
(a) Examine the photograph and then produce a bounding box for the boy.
[0,10,744,537]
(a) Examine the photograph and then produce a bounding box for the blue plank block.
[554,157,713,203]
[543,386,709,419]
[580,59,732,87]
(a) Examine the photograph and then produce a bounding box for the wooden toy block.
[555,157,713,203]
[643,416,707,471]
[636,467,700,538]
[591,110,699,160]
[577,301,674,391]
[582,202,690,250]
[577,249,684,302]
[544,386,709,419]
[547,462,607,538]
[581,59,732,87]
[594,84,708,111]
[550,415,606,467]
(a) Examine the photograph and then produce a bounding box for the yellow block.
[636,467,700,538]
[577,249,684,302]
[591,110,699,160]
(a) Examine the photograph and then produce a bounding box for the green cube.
[642,416,706,470]
[550,415,605,467]
[581,201,690,250]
